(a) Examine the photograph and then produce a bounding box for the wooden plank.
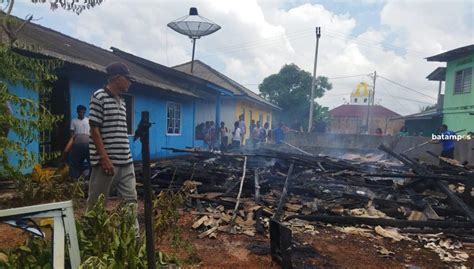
[192,216,208,229]
[274,163,295,221]
[198,227,218,239]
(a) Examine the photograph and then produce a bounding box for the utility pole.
[308,27,321,133]
[366,71,377,134]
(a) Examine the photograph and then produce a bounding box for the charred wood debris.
[134,144,474,266]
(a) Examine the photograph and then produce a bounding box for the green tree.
[259,63,332,130]
[0,0,103,179]
[419,104,437,112]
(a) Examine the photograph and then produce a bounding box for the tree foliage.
[31,0,105,15]
[0,0,98,179]
[0,45,62,179]
[259,63,332,129]
[419,104,437,112]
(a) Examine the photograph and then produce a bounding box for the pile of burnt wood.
[134,144,474,241]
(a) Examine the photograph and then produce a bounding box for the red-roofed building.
[328,82,404,135]
[329,105,404,135]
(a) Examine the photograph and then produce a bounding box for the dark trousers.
[69,143,90,179]
[231,140,241,149]
[220,136,228,151]
[441,148,454,159]
[440,148,454,166]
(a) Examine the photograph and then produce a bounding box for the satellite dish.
[168,8,221,72]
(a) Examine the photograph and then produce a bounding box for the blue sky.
[9,0,474,115]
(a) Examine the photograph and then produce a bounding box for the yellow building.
[174,60,281,143]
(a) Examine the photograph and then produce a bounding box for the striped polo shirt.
[89,88,132,166]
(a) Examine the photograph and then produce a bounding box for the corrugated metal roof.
[173,60,281,111]
[426,44,474,62]
[330,104,401,118]
[390,109,442,121]
[426,67,446,81]
[110,47,234,97]
[0,14,198,98]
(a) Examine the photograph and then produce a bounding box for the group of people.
[195,121,218,150]
[248,120,270,148]
[195,114,288,151]
[230,115,288,149]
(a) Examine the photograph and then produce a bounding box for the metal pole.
[308,27,321,133]
[437,80,442,111]
[140,111,156,269]
[366,71,376,134]
[191,38,196,73]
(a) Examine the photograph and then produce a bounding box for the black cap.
[106,62,131,79]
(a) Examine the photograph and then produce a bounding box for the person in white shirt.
[251,121,262,149]
[220,121,229,152]
[238,114,246,145]
[232,121,242,149]
[65,105,90,179]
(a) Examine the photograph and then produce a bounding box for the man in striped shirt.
[87,62,136,211]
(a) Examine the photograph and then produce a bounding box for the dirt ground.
[156,209,474,269]
[1,198,474,268]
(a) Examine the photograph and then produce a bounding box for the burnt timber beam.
[286,215,474,229]
[377,144,425,174]
[378,144,474,223]
[355,173,469,184]
[273,163,295,222]
[434,180,474,223]
[398,153,474,223]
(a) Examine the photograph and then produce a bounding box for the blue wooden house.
[3,17,230,165]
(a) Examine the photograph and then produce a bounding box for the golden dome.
[351,82,370,97]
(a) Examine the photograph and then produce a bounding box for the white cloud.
[12,0,474,116]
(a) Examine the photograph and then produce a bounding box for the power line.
[197,30,313,58]
[323,33,425,60]
[323,92,354,97]
[377,75,437,100]
[200,27,313,54]
[241,73,369,86]
[377,81,433,106]
[195,25,429,60]
[377,80,407,108]
[323,28,427,57]
[377,92,434,105]
[328,74,371,80]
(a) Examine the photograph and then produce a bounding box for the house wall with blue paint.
[221,99,237,130]
[67,68,196,161]
[6,65,205,169]
[6,84,39,172]
[192,98,238,148]
[195,99,216,125]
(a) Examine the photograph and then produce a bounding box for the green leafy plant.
[10,164,84,207]
[78,195,149,268]
[153,181,199,264]
[0,44,63,180]
[0,236,52,268]
[0,185,201,268]
[153,181,192,243]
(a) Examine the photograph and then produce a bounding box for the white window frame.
[454,67,472,94]
[122,94,134,136]
[166,102,182,136]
